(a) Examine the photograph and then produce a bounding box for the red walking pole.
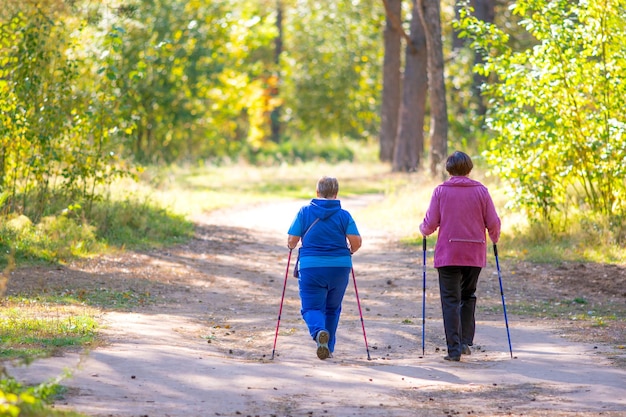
[351,268,372,360]
[271,249,293,360]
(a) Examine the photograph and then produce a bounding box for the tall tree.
[270,0,284,143]
[418,0,448,176]
[379,0,402,162]
[392,0,428,172]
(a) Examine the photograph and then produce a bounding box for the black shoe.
[444,355,460,361]
[316,330,330,360]
[461,344,471,355]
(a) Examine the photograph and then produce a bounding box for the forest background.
[0,0,626,413]
[1,0,625,246]
[1,0,625,236]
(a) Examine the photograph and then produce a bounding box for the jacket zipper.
[448,238,485,243]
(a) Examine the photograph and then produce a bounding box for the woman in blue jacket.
[287,176,362,360]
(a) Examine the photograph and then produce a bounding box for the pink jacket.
[419,176,501,268]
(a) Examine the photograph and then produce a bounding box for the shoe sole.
[316,330,330,360]
[444,355,461,361]
[461,345,471,355]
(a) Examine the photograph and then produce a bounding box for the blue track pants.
[298,266,351,353]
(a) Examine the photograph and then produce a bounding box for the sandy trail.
[7,197,626,417]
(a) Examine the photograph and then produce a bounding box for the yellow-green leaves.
[459,0,626,224]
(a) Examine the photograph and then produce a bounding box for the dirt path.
[6,196,626,417]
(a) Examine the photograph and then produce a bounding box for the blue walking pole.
[421,236,427,356]
[493,244,513,358]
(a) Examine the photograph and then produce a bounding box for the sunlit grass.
[0,299,99,361]
[111,160,411,219]
[10,290,154,310]
[487,297,619,329]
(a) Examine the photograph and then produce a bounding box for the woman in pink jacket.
[420,151,501,361]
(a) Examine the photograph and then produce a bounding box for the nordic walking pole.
[421,236,427,357]
[351,268,372,360]
[493,244,513,358]
[271,248,293,360]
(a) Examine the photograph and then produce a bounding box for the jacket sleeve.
[419,188,441,236]
[483,189,501,243]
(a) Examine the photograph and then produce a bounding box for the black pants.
[437,266,482,357]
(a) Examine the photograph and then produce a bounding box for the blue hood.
[309,199,342,220]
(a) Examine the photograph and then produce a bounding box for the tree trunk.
[379,0,402,162]
[392,0,428,173]
[418,0,448,177]
[270,0,283,143]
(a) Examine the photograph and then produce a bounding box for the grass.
[0,288,153,361]
[0,299,99,361]
[482,296,622,346]
[484,297,617,322]
[0,198,194,267]
[120,160,410,218]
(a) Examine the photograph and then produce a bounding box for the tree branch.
[382,0,417,54]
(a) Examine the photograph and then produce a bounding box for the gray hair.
[316,176,339,198]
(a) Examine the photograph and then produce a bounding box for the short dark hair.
[317,176,339,198]
[445,151,473,176]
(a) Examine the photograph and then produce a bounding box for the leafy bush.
[0,193,193,267]
[0,374,84,417]
[245,137,355,165]
[0,215,100,265]
[90,195,193,248]
[457,0,626,224]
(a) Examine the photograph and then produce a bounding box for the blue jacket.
[288,199,359,268]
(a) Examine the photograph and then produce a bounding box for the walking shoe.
[443,355,461,361]
[461,344,471,355]
[316,330,330,360]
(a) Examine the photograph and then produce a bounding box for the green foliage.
[0,0,387,177]
[245,136,355,165]
[499,211,626,264]
[0,214,101,265]
[0,191,193,267]
[0,4,134,223]
[89,0,280,163]
[0,374,84,417]
[456,0,626,226]
[281,0,384,141]
[89,194,193,249]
